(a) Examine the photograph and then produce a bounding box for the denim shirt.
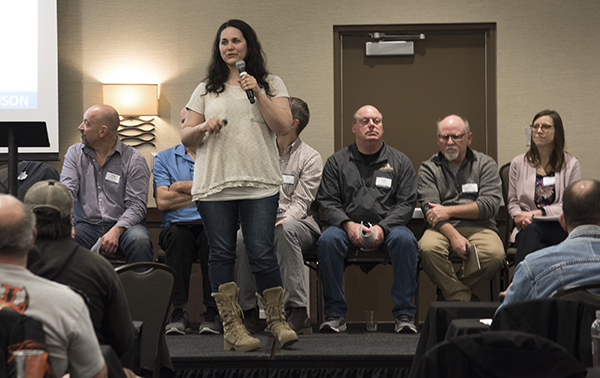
[500,225,600,309]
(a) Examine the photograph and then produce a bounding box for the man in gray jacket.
[418,114,505,302]
[317,105,418,334]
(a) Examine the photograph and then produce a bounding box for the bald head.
[0,195,36,258]
[436,114,473,165]
[91,104,120,134]
[436,115,470,134]
[352,105,384,154]
[78,104,120,150]
[562,180,600,230]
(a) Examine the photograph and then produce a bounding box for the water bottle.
[592,310,600,367]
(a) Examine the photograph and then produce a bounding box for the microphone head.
[235,60,246,73]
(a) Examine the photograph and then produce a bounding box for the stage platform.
[166,322,419,378]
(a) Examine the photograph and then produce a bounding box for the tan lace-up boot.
[258,286,299,348]
[212,282,261,351]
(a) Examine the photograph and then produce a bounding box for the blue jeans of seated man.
[74,222,153,263]
[317,225,418,319]
[196,193,282,294]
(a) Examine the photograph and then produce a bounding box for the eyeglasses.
[437,133,466,142]
[530,124,553,132]
[358,117,382,126]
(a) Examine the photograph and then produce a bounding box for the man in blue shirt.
[153,107,221,335]
[502,179,600,306]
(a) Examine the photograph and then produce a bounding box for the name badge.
[282,174,294,185]
[462,183,478,193]
[543,176,555,186]
[105,172,120,184]
[375,176,392,189]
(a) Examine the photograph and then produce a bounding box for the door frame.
[333,23,497,160]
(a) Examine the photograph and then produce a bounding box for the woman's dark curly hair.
[204,19,272,97]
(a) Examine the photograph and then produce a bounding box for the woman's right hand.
[201,117,227,135]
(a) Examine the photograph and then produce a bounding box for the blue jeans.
[74,222,153,263]
[317,225,418,319]
[196,193,282,294]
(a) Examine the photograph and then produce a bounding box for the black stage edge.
[167,323,418,378]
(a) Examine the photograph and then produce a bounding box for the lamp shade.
[103,84,158,116]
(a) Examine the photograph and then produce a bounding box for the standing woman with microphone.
[181,19,298,351]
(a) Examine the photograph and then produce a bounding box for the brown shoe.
[287,307,312,335]
[242,306,265,334]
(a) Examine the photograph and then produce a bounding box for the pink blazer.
[507,152,581,243]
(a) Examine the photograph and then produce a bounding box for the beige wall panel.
[56,0,600,208]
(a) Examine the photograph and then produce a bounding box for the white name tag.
[375,176,392,189]
[462,183,478,193]
[105,172,120,184]
[543,176,555,186]
[282,174,294,185]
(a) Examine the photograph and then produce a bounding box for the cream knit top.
[186,75,288,201]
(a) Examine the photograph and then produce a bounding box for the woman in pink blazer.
[507,110,581,267]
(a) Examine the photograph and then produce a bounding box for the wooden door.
[333,23,497,323]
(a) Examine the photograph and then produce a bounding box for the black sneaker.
[242,306,265,334]
[165,308,190,335]
[395,314,417,334]
[319,317,346,333]
[199,307,222,334]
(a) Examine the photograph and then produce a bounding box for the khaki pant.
[418,227,505,301]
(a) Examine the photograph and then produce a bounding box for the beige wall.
[56,0,600,207]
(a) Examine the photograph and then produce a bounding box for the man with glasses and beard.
[417,115,505,302]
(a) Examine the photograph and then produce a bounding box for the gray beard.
[444,147,459,162]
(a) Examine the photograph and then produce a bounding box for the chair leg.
[414,263,420,325]
[304,260,323,325]
[316,264,323,325]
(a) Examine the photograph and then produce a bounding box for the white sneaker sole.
[199,323,222,334]
[165,326,188,335]
[319,323,347,333]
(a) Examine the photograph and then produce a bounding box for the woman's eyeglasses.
[530,124,553,132]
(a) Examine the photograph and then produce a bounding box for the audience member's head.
[0,195,36,259]
[78,104,120,147]
[351,105,384,151]
[561,179,600,231]
[24,180,73,240]
[290,97,310,136]
[436,114,473,165]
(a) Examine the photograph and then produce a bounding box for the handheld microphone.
[235,60,255,104]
